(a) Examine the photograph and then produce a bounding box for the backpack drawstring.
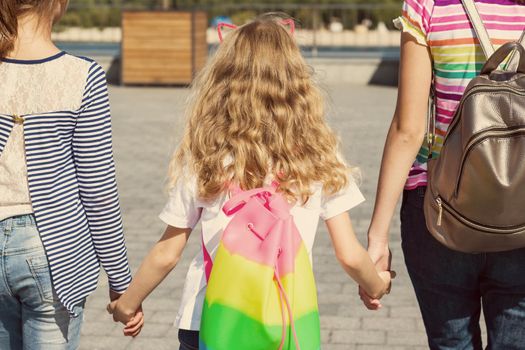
[274,265,301,350]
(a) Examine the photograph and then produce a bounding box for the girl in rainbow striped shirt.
[364,0,525,348]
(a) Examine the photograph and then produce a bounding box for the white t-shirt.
[159,176,365,330]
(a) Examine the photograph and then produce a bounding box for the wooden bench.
[121,11,207,85]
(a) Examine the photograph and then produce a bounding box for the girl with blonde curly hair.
[108,14,393,349]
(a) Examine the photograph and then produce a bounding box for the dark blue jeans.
[179,329,199,350]
[401,187,525,350]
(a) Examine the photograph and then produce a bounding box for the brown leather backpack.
[424,0,525,253]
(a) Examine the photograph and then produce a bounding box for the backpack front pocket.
[454,128,525,229]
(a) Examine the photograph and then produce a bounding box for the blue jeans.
[401,188,525,350]
[179,329,199,350]
[0,215,84,350]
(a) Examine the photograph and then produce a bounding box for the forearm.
[117,244,180,315]
[343,248,386,298]
[84,192,132,292]
[368,33,432,245]
[368,122,424,244]
[115,225,190,317]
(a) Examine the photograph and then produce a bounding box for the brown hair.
[0,0,68,59]
[169,13,350,203]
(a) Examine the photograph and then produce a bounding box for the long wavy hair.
[169,14,350,203]
[0,0,69,59]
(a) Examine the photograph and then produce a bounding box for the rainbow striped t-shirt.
[396,0,525,189]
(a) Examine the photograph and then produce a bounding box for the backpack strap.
[427,2,525,156]
[506,30,525,71]
[222,186,276,216]
[461,0,525,69]
[482,42,525,75]
[274,265,301,350]
[461,0,495,58]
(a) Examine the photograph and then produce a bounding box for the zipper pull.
[436,197,443,226]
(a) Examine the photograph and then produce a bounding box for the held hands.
[107,291,145,337]
[359,242,396,310]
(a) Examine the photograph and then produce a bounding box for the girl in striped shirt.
[0,1,140,348]
[364,0,525,349]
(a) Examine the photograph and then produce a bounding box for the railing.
[54,2,403,56]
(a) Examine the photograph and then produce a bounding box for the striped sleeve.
[73,62,132,293]
[394,0,435,46]
[0,116,15,156]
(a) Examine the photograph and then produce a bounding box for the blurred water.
[57,41,400,60]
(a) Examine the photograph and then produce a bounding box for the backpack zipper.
[444,85,525,144]
[433,194,525,234]
[436,197,443,226]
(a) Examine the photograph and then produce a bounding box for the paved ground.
[80,83,429,349]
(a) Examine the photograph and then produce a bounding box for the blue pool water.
[57,42,400,60]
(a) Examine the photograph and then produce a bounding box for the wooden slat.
[122,11,205,85]
[122,41,191,50]
[123,62,192,70]
[193,12,208,73]
[123,74,193,84]
[123,12,191,21]
[122,51,192,60]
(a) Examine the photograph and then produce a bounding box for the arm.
[326,212,392,300]
[109,225,191,323]
[367,32,433,266]
[73,62,132,295]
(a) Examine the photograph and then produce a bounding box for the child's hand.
[359,270,396,310]
[107,300,144,337]
[359,286,382,311]
[359,286,382,310]
[123,306,145,337]
[107,300,145,337]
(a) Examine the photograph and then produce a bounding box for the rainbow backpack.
[199,184,321,350]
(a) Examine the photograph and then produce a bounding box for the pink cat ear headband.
[217,19,296,43]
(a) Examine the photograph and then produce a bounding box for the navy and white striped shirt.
[0,52,131,314]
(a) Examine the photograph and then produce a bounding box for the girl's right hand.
[359,270,396,310]
[359,241,392,310]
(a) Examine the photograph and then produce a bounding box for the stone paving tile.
[320,316,361,330]
[331,330,387,345]
[387,331,430,346]
[357,346,427,350]
[362,318,417,332]
[78,83,436,349]
[79,336,132,350]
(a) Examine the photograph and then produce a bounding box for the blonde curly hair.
[169,13,350,203]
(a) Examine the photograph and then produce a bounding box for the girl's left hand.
[123,306,145,337]
[107,301,145,337]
